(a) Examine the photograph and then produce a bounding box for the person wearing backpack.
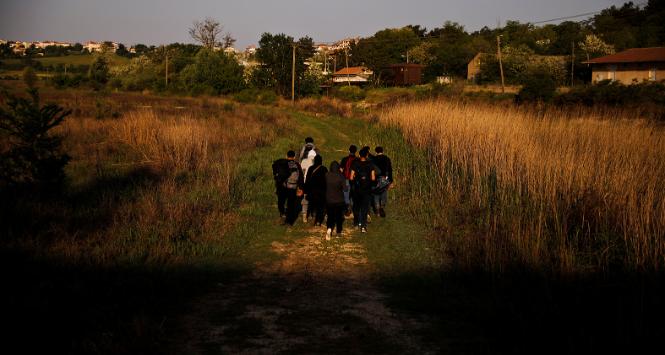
[272,155,291,218]
[305,155,328,227]
[340,145,357,217]
[372,146,393,218]
[298,137,321,163]
[350,148,377,233]
[282,150,304,226]
[325,161,348,240]
[300,149,317,223]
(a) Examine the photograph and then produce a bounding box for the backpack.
[285,160,300,190]
[355,161,374,191]
[343,156,356,179]
[272,159,290,184]
[302,143,315,160]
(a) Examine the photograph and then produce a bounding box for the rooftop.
[584,47,665,64]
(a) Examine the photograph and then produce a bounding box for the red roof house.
[584,47,665,84]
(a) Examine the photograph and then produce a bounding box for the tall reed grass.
[380,100,665,272]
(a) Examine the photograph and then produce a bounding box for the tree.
[350,27,420,83]
[223,33,236,49]
[189,18,225,49]
[255,33,314,96]
[89,55,109,86]
[579,34,615,61]
[22,67,38,88]
[0,88,71,187]
[179,48,245,95]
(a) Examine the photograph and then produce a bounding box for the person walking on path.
[271,155,291,218]
[340,145,357,217]
[282,150,304,226]
[372,146,393,218]
[305,155,328,227]
[325,161,348,240]
[298,137,321,163]
[300,149,317,223]
[350,148,377,233]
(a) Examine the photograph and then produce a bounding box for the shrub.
[0,88,71,187]
[180,49,245,95]
[22,67,38,88]
[515,68,557,103]
[334,86,366,101]
[233,88,278,105]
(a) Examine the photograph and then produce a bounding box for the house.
[387,63,424,86]
[584,47,665,84]
[332,66,373,84]
[84,41,119,53]
[467,53,484,82]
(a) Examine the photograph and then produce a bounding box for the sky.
[0,0,630,48]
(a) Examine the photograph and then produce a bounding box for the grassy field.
[3,86,665,353]
[1,53,130,67]
[372,99,665,353]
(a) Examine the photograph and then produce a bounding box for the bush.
[515,68,557,103]
[333,86,366,101]
[0,88,71,187]
[22,67,38,88]
[233,88,278,105]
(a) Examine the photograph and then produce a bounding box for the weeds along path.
[177,112,440,353]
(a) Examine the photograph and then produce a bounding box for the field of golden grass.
[380,100,665,272]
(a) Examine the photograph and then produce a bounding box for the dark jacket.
[340,154,357,179]
[326,162,347,205]
[372,154,393,181]
[305,164,327,199]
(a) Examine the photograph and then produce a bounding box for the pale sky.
[0,0,629,48]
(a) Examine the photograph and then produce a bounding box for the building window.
[649,67,657,81]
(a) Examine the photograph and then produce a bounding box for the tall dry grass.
[38,99,291,264]
[380,100,665,272]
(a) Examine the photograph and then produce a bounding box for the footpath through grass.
[220,109,438,271]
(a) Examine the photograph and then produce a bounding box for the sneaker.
[326,228,332,240]
[379,208,386,218]
[360,227,367,233]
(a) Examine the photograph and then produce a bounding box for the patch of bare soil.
[177,226,437,354]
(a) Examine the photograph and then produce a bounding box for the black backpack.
[355,162,374,191]
[272,159,290,185]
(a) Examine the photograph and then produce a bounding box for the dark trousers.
[285,189,301,225]
[352,192,361,226]
[356,192,372,228]
[309,194,326,225]
[326,204,345,233]
[276,185,288,216]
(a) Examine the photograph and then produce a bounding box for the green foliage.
[555,80,665,112]
[179,48,245,95]
[88,55,110,87]
[350,27,420,82]
[233,88,278,105]
[255,33,314,96]
[0,88,71,187]
[333,86,366,101]
[515,67,557,103]
[22,66,38,88]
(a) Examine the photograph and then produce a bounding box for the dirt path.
[179,223,436,354]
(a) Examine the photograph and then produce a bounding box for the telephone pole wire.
[497,35,505,94]
[291,44,296,104]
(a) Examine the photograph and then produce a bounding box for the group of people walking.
[272,137,393,239]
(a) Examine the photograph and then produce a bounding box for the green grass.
[2,53,130,67]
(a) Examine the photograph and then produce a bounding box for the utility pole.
[570,41,575,87]
[497,35,505,94]
[165,53,169,87]
[291,43,296,104]
[345,47,350,86]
